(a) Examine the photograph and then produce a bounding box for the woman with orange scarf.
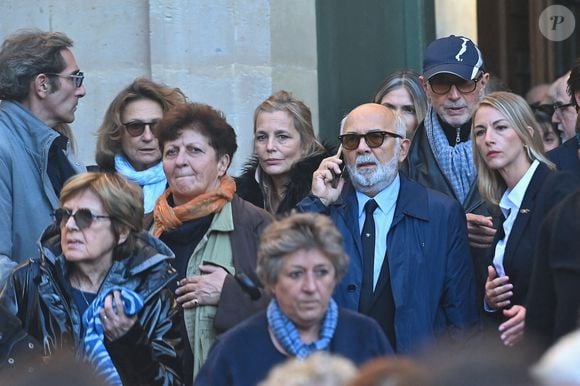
[152,103,272,385]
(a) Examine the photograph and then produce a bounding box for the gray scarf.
[424,106,476,204]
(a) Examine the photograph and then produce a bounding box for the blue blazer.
[547,137,580,179]
[298,174,479,354]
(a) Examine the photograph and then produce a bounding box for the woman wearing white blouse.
[471,92,579,347]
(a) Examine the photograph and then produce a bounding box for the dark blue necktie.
[359,199,378,313]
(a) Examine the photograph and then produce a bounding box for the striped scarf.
[267,298,338,359]
[81,287,144,385]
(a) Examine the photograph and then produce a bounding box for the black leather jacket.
[0,226,183,385]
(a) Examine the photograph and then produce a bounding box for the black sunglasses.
[45,71,85,88]
[122,120,159,137]
[338,131,403,150]
[53,208,112,230]
[428,74,483,95]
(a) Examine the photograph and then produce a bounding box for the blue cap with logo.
[423,35,485,80]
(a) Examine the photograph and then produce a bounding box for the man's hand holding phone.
[311,145,345,206]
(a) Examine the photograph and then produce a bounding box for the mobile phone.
[330,145,344,189]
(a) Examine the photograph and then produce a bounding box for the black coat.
[547,136,580,179]
[526,189,580,349]
[235,148,333,215]
[483,164,579,327]
[0,302,42,378]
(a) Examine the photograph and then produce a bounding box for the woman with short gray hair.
[195,212,392,386]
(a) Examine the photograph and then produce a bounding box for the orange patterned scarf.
[153,176,236,237]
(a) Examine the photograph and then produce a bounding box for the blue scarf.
[424,106,476,204]
[81,287,144,386]
[115,154,166,213]
[267,298,338,359]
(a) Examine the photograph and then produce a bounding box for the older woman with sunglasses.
[95,78,187,227]
[0,172,183,385]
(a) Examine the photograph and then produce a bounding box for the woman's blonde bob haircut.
[253,90,324,159]
[256,212,349,291]
[471,91,555,206]
[59,172,144,260]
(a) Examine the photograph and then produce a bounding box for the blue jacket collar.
[334,173,430,224]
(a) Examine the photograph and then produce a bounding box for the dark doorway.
[478,0,579,96]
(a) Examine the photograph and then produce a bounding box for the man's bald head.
[341,103,406,137]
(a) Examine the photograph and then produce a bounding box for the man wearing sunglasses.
[0,30,86,285]
[297,103,478,354]
[403,36,495,306]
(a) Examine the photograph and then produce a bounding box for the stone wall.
[0,0,318,175]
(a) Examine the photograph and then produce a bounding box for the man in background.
[403,35,494,301]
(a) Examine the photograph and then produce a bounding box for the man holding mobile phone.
[298,103,479,354]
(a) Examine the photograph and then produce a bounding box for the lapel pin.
[519,208,530,214]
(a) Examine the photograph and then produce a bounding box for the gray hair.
[256,212,349,289]
[0,29,73,101]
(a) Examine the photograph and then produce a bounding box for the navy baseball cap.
[423,35,485,80]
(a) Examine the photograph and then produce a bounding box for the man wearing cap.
[403,35,494,297]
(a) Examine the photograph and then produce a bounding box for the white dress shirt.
[493,160,540,277]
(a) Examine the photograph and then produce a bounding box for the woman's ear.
[526,125,535,138]
[217,154,230,177]
[117,227,130,246]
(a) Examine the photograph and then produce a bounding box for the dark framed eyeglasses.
[338,131,403,150]
[45,71,85,88]
[530,103,555,116]
[53,208,111,230]
[553,102,574,111]
[429,74,482,95]
[122,120,160,137]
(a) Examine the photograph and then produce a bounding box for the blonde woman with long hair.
[472,91,578,347]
